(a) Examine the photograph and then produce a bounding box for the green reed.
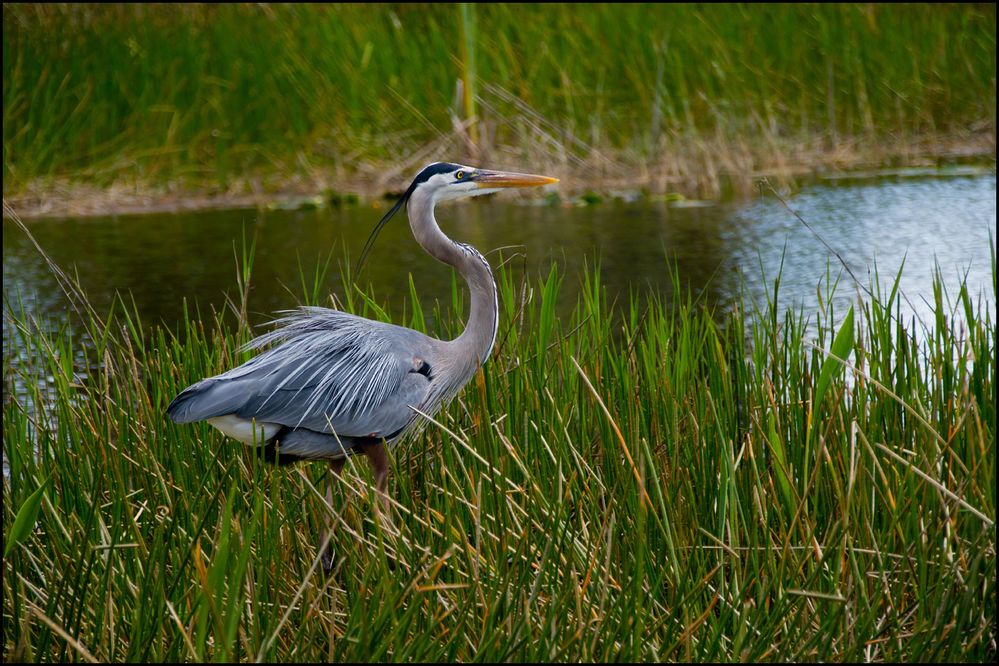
[4,4,995,190]
[3,229,995,661]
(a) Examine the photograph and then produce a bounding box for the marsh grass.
[4,4,995,200]
[3,208,995,661]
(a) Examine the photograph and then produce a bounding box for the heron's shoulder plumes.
[174,307,434,436]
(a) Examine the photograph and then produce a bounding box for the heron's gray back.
[168,307,442,439]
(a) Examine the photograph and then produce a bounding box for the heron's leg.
[363,442,392,521]
[321,457,347,573]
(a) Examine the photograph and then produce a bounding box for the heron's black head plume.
[355,162,463,274]
[356,184,412,275]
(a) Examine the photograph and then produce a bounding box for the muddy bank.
[4,131,994,220]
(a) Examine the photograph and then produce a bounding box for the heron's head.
[358,162,558,270]
[408,162,559,203]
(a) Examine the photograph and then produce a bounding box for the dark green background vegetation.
[3,4,995,191]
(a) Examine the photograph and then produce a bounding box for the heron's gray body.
[168,307,484,460]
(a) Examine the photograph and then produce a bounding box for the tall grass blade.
[4,476,49,557]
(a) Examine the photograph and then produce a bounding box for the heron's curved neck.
[407,190,498,369]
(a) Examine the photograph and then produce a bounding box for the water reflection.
[726,176,996,325]
[3,174,995,343]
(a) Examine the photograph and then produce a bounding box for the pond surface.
[3,173,996,346]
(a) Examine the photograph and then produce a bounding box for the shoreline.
[4,132,994,220]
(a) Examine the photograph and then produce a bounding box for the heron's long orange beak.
[474,170,559,188]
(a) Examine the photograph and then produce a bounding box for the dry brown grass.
[4,127,994,220]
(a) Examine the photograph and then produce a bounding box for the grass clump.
[3,236,996,661]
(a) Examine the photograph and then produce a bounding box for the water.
[3,174,996,344]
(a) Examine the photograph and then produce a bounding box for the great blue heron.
[167,162,558,571]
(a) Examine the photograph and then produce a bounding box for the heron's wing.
[168,307,435,438]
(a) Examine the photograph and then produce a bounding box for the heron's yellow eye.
[455,171,465,180]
